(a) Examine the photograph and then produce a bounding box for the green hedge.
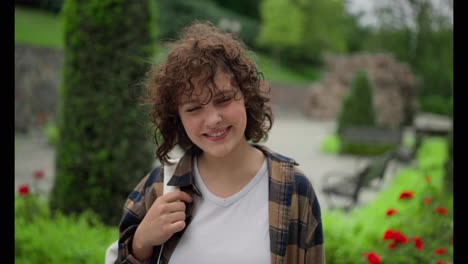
[50,0,156,226]
[15,195,116,264]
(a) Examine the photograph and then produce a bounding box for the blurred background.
[15,0,453,263]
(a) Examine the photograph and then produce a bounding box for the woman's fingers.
[165,220,186,234]
[162,190,193,204]
[164,211,186,224]
[165,201,186,213]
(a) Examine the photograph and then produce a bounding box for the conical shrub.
[336,70,376,135]
[50,0,157,226]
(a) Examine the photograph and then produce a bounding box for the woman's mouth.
[204,127,231,141]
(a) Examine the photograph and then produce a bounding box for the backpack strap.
[157,158,180,263]
[104,159,181,264]
[163,158,180,193]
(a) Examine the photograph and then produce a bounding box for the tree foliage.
[366,0,453,115]
[157,0,260,49]
[50,0,156,226]
[258,0,348,64]
[212,0,261,20]
[257,0,303,49]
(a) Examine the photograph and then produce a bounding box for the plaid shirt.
[117,145,325,264]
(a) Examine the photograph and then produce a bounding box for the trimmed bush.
[336,70,376,135]
[335,70,393,155]
[50,0,156,226]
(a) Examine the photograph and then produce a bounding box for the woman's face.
[178,70,248,159]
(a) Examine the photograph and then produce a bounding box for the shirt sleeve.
[304,195,326,263]
[293,168,326,264]
[116,167,163,264]
[304,181,326,263]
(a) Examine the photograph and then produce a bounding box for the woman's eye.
[216,97,232,104]
[186,106,201,112]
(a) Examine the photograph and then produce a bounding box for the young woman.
[116,21,325,264]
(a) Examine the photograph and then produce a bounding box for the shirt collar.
[166,144,298,190]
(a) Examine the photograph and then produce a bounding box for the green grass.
[251,53,321,85]
[15,5,321,85]
[15,6,64,49]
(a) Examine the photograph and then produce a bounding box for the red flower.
[398,190,414,200]
[386,208,397,216]
[425,175,430,183]
[33,170,45,180]
[411,237,424,250]
[423,197,432,205]
[393,232,408,244]
[436,261,449,264]
[362,252,381,264]
[18,184,30,196]
[382,229,407,248]
[434,206,448,215]
[383,229,397,240]
[434,248,446,255]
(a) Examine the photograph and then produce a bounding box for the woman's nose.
[205,105,223,126]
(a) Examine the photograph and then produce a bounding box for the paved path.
[265,112,380,209]
[15,129,56,196]
[14,111,387,210]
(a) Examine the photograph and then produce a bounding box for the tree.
[257,0,304,67]
[212,0,261,20]
[50,0,156,226]
[294,0,347,63]
[367,0,453,115]
[258,0,348,65]
[157,0,260,50]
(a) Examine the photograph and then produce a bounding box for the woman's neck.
[197,141,265,196]
[199,141,260,170]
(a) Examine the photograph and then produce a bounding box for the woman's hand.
[132,190,193,261]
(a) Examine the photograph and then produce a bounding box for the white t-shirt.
[169,158,271,264]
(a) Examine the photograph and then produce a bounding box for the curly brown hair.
[143,21,273,165]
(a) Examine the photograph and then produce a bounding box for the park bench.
[341,126,402,146]
[321,148,396,211]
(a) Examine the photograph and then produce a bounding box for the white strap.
[105,159,181,264]
[105,240,119,264]
[163,158,180,193]
[157,158,180,264]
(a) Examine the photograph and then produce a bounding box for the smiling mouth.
[204,127,231,139]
